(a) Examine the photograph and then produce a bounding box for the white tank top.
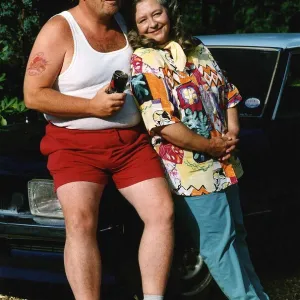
[45,11,141,130]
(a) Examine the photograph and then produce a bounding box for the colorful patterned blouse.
[130,42,243,196]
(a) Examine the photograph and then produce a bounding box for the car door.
[208,46,281,215]
[270,50,300,204]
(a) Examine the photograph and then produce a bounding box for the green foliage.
[0,0,299,126]
[0,0,41,102]
[181,0,300,34]
[0,97,28,126]
[0,74,28,126]
[0,0,77,126]
[234,0,300,33]
[181,2,203,35]
[0,73,6,90]
[1,97,28,114]
[0,0,40,64]
[0,0,40,126]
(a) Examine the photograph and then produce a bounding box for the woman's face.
[135,0,170,45]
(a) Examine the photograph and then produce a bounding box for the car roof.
[196,33,300,49]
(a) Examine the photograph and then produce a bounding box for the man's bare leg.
[57,181,105,300]
[119,177,174,296]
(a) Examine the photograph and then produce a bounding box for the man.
[23,1,174,300]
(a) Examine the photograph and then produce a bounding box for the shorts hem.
[53,177,108,192]
[116,174,165,189]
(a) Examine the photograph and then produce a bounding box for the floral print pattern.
[130,42,243,196]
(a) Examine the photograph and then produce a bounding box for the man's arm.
[153,123,237,159]
[23,16,125,118]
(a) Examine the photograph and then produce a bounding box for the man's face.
[85,0,121,16]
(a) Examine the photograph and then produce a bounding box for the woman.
[128,0,269,299]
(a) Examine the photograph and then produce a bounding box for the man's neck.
[74,4,115,30]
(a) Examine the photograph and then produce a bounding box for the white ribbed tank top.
[45,11,141,130]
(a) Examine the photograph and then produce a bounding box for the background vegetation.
[0,0,299,125]
[181,0,300,35]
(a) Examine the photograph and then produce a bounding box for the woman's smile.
[135,0,170,45]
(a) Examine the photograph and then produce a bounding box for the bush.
[0,0,76,126]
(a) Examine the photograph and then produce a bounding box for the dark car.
[0,119,212,299]
[0,121,126,298]
[198,33,300,212]
[1,32,300,299]
[198,33,300,262]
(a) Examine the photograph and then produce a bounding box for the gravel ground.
[207,267,300,300]
[264,275,300,300]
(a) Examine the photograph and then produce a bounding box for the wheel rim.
[179,249,213,297]
[182,252,204,280]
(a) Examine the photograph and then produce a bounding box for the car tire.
[176,247,213,299]
[118,202,213,300]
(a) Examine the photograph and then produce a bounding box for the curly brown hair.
[127,0,199,52]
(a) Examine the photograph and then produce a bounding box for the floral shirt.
[130,42,243,196]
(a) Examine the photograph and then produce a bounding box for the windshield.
[208,47,280,117]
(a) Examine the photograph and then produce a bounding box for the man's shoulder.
[39,13,72,40]
[31,13,73,55]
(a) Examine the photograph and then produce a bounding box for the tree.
[180,0,300,35]
[0,0,40,98]
[0,0,76,125]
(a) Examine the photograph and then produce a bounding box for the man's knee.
[161,199,174,224]
[65,211,98,237]
[144,199,174,227]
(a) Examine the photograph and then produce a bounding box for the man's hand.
[207,136,238,159]
[88,84,126,117]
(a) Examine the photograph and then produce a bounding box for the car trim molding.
[272,50,300,120]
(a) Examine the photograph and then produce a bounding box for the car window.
[276,54,300,119]
[208,47,279,117]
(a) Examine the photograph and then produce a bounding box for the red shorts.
[40,123,165,191]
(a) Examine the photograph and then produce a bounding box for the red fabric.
[40,123,164,191]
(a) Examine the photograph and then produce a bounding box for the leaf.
[0,73,6,82]
[0,115,7,126]
[0,97,28,114]
[17,101,28,112]
[0,97,9,110]
[7,97,18,108]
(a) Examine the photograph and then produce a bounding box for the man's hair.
[127,0,198,52]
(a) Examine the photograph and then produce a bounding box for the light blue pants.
[174,184,269,300]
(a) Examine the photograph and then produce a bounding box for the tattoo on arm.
[27,52,48,76]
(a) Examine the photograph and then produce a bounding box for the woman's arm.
[226,106,240,139]
[131,50,238,159]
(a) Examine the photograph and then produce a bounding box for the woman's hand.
[218,131,239,161]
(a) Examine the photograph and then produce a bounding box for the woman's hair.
[127,0,199,52]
